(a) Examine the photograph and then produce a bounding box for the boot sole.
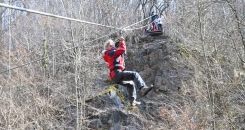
[142,87,153,96]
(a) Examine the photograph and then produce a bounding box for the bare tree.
[0,0,244,129]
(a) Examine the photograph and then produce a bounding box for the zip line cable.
[124,16,152,30]
[0,19,152,74]
[0,3,122,30]
[0,3,152,31]
[125,20,154,31]
[0,3,152,73]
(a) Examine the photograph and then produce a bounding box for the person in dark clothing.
[151,12,158,21]
[102,37,153,106]
[151,12,155,21]
[145,28,149,35]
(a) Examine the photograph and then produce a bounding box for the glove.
[118,37,125,41]
[102,50,106,56]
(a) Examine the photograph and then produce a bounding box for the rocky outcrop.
[83,35,245,129]
[82,35,200,129]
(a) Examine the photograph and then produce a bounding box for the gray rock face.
[84,35,228,129]
[127,36,184,92]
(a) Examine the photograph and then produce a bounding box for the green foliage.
[179,45,192,58]
[116,90,126,104]
[85,85,117,102]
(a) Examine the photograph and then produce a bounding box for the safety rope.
[0,30,118,73]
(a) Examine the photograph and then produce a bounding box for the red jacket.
[103,41,126,80]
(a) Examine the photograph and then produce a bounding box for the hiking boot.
[141,85,153,96]
[130,100,141,106]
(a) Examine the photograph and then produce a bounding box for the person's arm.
[117,40,126,52]
[111,37,126,56]
[102,50,108,62]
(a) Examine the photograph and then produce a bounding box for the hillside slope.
[83,34,245,130]
[83,36,195,129]
[41,33,245,130]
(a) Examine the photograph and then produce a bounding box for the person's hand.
[118,37,125,41]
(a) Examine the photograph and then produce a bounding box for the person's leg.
[118,81,136,103]
[121,71,146,89]
[154,23,158,31]
[112,71,137,103]
[112,70,152,99]
[122,71,153,96]
[158,24,161,30]
[159,24,162,30]
[118,81,141,106]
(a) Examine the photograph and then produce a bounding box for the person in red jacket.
[102,37,153,106]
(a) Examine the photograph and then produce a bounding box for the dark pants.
[158,24,162,30]
[112,70,146,102]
